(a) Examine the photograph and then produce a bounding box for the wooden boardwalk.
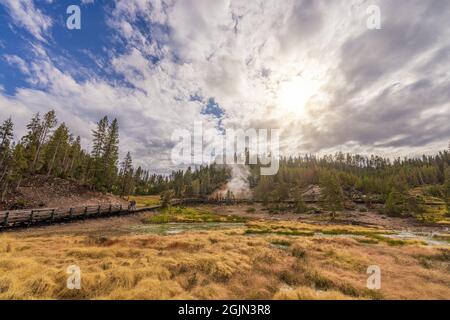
[0,204,162,230]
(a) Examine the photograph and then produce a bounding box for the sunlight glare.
[277,75,322,118]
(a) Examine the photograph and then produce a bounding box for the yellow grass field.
[0,207,449,300]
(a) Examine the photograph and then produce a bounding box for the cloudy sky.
[0,0,449,173]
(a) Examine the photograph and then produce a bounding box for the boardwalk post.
[51,209,55,221]
[84,206,88,218]
[97,205,101,215]
[29,210,34,225]
[109,204,112,214]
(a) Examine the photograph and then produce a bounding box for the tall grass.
[0,219,448,300]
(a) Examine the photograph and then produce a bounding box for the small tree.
[45,123,69,176]
[160,190,174,211]
[406,195,426,220]
[11,143,28,190]
[385,188,405,216]
[444,166,450,216]
[319,172,344,220]
[293,187,308,213]
[0,117,14,168]
[32,110,57,171]
[274,182,289,203]
[120,152,134,197]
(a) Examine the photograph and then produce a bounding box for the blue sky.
[0,1,136,93]
[0,0,449,173]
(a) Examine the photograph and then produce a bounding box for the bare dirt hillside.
[0,175,127,210]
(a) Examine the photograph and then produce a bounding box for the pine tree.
[10,143,27,189]
[32,110,57,171]
[385,188,405,217]
[160,189,174,210]
[120,152,134,197]
[91,116,109,190]
[0,117,14,170]
[319,172,344,219]
[406,194,426,220]
[0,118,14,200]
[184,167,193,196]
[22,113,42,172]
[66,136,81,176]
[45,123,69,176]
[91,116,108,159]
[444,166,450,216]
[254,176,272,205]
[102,119,119,190]
[294,187,308,213]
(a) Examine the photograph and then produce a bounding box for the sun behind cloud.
[276,74,324,119]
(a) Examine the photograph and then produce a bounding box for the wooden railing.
[0,204,162,230]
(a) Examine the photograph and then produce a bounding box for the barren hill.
[0,175,127,211]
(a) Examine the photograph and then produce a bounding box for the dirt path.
[2,212,151,238]
[4,204,448,239]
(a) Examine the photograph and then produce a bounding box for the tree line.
[0,110,230,202]
[0,111,119,200]
[249,150,450,216]
[1,110,449,216]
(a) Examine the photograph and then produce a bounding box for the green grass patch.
[367,234,412,246]
[147,214,170,224]
[318,228,391,237]
[244,222,429,246]
[244,224,385,239]
[432,235,450,244]
[145,207,247,224]
[416,249,450,263]
[128,195,160,207]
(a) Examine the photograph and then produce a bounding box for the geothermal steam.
[218,165,252,199]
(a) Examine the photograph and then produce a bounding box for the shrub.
[384,189,405,216]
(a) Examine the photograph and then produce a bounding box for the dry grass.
[0,218,448,300]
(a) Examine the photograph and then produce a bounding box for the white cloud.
[0,0,52,41]
[1,0,449,173]
[4,54,30,74]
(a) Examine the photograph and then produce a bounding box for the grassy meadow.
[0,206,449,300]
